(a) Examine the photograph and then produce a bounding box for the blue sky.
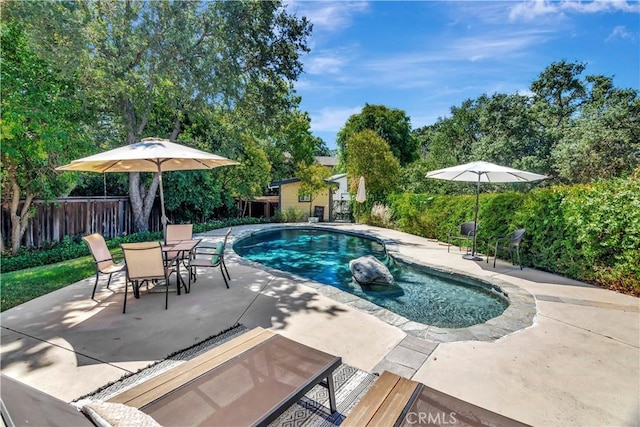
[285,0,640,150]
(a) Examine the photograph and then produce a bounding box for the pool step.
[373,335,438,379]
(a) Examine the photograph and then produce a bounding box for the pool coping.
[229,224,537,343]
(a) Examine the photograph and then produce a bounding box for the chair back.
[165,224,193,243]
[121,242,165,281]
[510,229,526,246]
[222,228,232,247]
[460,222,478,237]
[83,233,114,271]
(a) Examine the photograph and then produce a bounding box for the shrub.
[370,202,393,227]
[273,207,307,223]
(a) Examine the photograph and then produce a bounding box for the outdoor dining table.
[162,239,201,295]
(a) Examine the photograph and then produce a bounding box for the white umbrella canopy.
[426,161,547,260]
[57,137,239,231]
[425,161,547,183]
[356,176,367,203]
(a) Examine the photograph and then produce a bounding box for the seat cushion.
[74,399,161,427]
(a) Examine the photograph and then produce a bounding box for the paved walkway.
[1,223,638,426]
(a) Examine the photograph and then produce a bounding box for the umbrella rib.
[101,160,125,173]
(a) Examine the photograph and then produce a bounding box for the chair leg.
[493,244,499,267]
[91,273,100,300]
[220,267,229,289]
[222,258,231,280]
[106,272,113,289]
[516,247,523,270]
[123,281,128,314]
[164,274,169,310]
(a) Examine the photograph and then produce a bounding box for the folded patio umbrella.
[356,176,366,203]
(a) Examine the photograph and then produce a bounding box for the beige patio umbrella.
[426,161,546,260]
[356,176,366,203]
[57,137,239,232]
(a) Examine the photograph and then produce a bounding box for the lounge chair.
[486,228,526,270]
[1,328,342,427]
[343,371,528,426]
[188,228,232,289]
[447,221,478,254]
[120,242,176,314]
[1,374,95,426]
[82,233,126,300]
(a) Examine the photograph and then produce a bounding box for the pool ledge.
[231,225,537,344]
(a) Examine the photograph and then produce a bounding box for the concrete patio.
[1,223,638,426]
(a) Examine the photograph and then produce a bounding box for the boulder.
[349,255,394,286]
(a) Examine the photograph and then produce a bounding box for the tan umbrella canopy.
[426,161,546,260]
[57,137,239,230]
[356,176,367,203]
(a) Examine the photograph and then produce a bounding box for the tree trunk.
[9,177,35,255]
[123,102,181,233]
[129,172,160,232]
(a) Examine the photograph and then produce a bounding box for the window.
[298,194,311,202]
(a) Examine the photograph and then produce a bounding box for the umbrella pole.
[463,175,483,261]
[157,166,168,243]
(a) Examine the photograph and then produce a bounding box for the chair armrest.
[193,242,224,256]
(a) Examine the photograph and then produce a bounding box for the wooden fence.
[1,197,162,249]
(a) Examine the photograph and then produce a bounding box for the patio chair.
[486,228,526,270]
[188,228,231,290]
[164,223,194,264]
[121,242,176,314]
[343,371,527,427]
[447,221,478,253]
[82,233,125,300]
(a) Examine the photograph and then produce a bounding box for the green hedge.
[1,217,269,273]
[388,177,640,295]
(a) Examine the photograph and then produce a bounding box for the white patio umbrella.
[426,161,547,260]
[356,176,367,203]
[57,137,239,232]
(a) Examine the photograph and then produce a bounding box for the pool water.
[233,228,507,328]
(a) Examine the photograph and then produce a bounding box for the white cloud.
[310,106,362,132]
[285,1,370,32]
[561,0,640,14]
[509,0,640,21]
[606,25,636,41]
[509,0,561,21]
[305,55,345,75]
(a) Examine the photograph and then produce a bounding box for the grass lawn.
[1,249,123,312]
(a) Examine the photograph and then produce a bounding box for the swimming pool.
[233,227,508,328]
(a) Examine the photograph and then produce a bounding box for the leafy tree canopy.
[344,129,400,204]
[8,0,312,231]
[0,21,92,253]
[337,103,417,167]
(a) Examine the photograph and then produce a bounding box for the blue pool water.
[233,228,508,328]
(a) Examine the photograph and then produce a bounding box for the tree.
[337,104,417,167]
[12,0,312,231]
[222,133,272,217]
[531,60,587,129]
[0,22,91,254]
[344,129,400,205]
[552,76,640,182]
[297,162,332,217]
